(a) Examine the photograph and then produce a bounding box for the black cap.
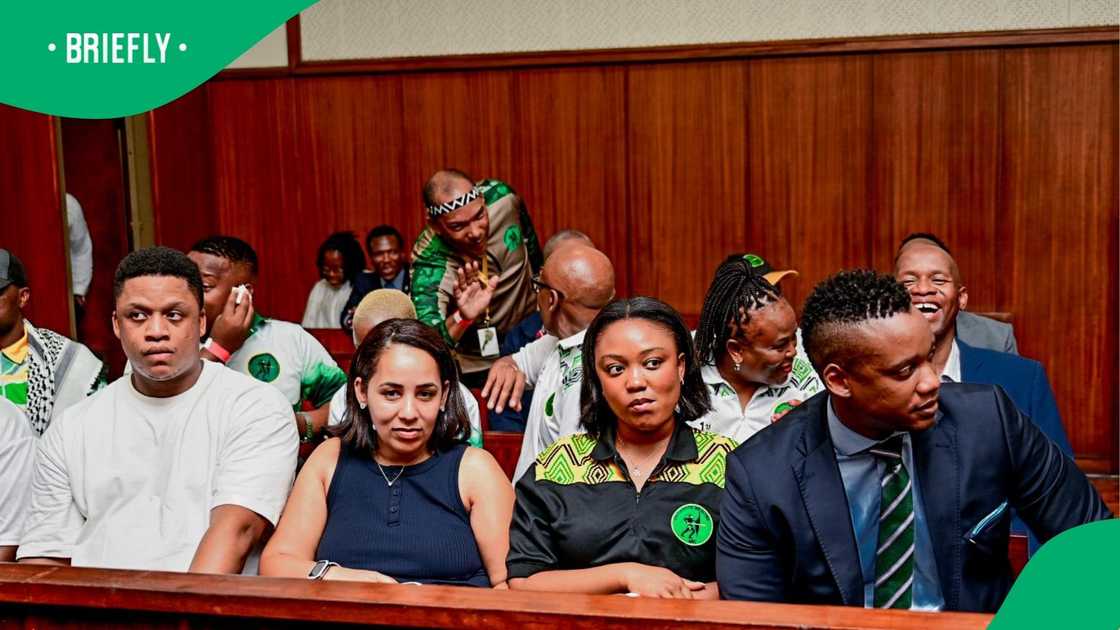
[0,249,28,290]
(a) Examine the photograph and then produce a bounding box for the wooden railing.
[0,564,992,630]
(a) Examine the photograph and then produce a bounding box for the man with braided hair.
[690,254,821,443]
[411,169,542,387]
[717,269,1109,612]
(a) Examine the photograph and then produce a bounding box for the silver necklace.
[617,440,666,478]
[375,460,406,486]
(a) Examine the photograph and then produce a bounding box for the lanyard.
[480,255,491,326]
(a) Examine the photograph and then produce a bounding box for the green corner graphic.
[0,1,316,118]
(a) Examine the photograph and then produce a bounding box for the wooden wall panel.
[628,61,748,308]
[148,87,216,253]
[0,106,70,335]
[1001,44,1118,470]
[869,50,1003,311]
[509,67,630,295]
[747,56,873,311]
[60,118,131,378]
[207,79,302,320]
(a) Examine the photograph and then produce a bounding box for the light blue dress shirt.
[827,399,945,611]
[386,268,406,291]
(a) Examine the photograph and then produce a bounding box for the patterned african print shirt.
[411,179,543,374]
[507,422,736,583]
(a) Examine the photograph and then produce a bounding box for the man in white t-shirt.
[690,254,823,443]
[18,247,297,573]
[482,245,615,481]
[0,398,34,561]
[187,236,346,447]
[325,289,482,447]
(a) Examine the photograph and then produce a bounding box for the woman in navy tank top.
[262,319,514,586]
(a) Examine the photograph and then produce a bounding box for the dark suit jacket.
[958,340,1071,455]
[340,265,411,329]
[716,384,1110,613]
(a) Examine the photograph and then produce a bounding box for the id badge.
[477,326,500,358]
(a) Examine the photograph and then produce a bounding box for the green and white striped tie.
[870,435,914,609]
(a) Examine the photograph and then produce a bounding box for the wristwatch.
[308,559,339,580]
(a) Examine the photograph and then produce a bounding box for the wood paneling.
[145,34,1119,471]
[148,86,216,253]
[0,564,994,629]
[747,56,873,311]
[0,106,70,335]
[628,61,748,305]
[60,118,131,378]
[510,67,630,294]
[1001,44,1119,470]
[869,50,1003,308]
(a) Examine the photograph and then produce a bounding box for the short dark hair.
[897,232,952,256]
[365,225,405,253]
[113,246,204,307]
[800,270,912,373]
[422,168,475,209]
[317,231,366,283]
[331,318,470,455]
[695,256,784,365]
[579,297,711,438]
[189,235,259,276]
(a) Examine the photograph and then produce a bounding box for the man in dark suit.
[340,225,410,329]
[716,270,1109,613]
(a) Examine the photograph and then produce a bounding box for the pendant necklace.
[376,460,406,486]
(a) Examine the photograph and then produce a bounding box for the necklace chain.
[617,438,668,478]
[376,460,406,486]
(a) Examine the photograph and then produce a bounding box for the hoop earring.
[359,401,367,410]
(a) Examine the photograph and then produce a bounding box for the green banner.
[0,1,316,118]
[991,519,1119,629]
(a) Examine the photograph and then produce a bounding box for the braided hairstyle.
[800,269,912,372]
[695,256,783,366]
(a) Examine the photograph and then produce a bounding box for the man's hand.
[481,356,526,413]
[208,286,255,355]
[453,261,498,322]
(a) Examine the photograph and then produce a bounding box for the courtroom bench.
[0,564,991,630]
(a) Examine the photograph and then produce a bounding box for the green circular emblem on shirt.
[670,503,714,546]
[503,224,522,252]
[247,353,280,383]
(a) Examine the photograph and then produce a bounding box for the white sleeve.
[327,385,348,427]
[511,335,559,389]
[211,386,298,526]
[0,403,35,546]
[17,414,84,560]
[66,194,93,297]
[457,383,482,443]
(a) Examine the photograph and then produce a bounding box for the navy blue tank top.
[316,443,489,587]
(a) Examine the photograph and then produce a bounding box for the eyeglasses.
[531,274,566,302]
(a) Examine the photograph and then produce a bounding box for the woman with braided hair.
[689,254,823,443]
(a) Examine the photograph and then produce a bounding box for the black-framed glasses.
[531,274,565,302]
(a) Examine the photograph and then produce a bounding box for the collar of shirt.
[557,328,586,352]
[825,397,906,457]
[942,339,961,382]
[247,313,269,338]
[1,328,29,364]
[700,362,793,396]
[590,419,698,466]
[385,268,406,290]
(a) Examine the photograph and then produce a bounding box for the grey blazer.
[956,311,1018,355]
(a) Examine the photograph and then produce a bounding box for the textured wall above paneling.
[300,0,1117,61]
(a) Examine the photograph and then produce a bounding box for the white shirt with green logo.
[512,329,586,481]
[226,317,346,410]
[688,348,823,444]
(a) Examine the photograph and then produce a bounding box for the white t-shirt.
[227,316,347,410]
[17,361,298,572]
[327,381,484,447]
[689,347,823,443]
[942,340,962,382]
[301,279,351,329]
[512,329,586,481]
[0,398,35,547]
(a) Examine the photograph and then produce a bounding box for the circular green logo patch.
[670,503,714,546]
[503,224,522,252]
[247,353,280,383]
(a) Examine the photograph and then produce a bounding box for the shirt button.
[392,488,400,496]
[390,506,399,512]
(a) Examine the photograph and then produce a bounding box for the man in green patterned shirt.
[411,169,543,386]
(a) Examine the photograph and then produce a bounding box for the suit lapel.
[912,410,960,610]
[957,339,982,381]
[793,403,863,606]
